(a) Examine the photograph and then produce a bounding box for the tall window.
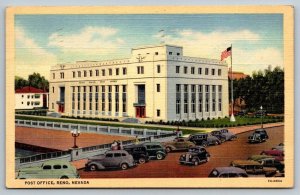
[176,84,181,114]
[184,85,188,113]
[122,67,127,75]
[212,69,215,76]
[116,68,119,76]
[52,73,55,79]
[137,66,144,74]
[122,85,127,113]
[198,85,203,112]
[89,70,93,77]
[157,109,161,117]
[191,85,196,113]
[157,84,160,92]
[198,68,202,75]
[218,69,222,76]
[96,70,99,76]
[95,86,99,111]
[109,69,112,76]
[102,69,105,76]
[176,66,180,73]
[191,67,195,74]
[77,86,81,110]
[157,65,161,73]
[72,86,75,110]
[184,67,188,74]
[52,87,54,93]
[72,71,76,78]
[60,72,64,79]
[218,85,222,111]
[78,71,81,77]
[89,86,93,111]
[205,68,209,75]
[212,85,216,112]
[108,86,112,112]
[115,85,119,113]
[83,86,86,111]
[101,86,105,112]
[205,85,210,112]
[84,71,87,77]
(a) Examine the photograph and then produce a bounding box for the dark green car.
[141,142,167,160]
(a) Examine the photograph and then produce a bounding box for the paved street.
[78,126,283,178]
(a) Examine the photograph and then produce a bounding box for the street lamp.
[260,106,263,129]
[71,129,80,148]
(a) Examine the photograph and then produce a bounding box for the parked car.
[85,150,136,171]
[236,110,247,117]
[210,129,237,142]
[16,160,79,179]
[231,160,277,176]
[141,142,167,160]
[272,143,284,151]
[163,137,195,153]
[248,155,284,172]
[208,167,248,178]
[248,129,269,143]
[123,144,149,164]
[179,146,210,166]
[260,150,284,161]
[188,133,221,147]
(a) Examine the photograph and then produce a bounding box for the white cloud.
[15,26,57,79]
[156,29,282,75]
[48,26,125,57]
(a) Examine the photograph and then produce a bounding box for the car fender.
[165,145,176,150]
[90,162,105,170]
[156,151,166,157]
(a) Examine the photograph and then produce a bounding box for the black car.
[179,146,210,166]
[141,142,167,160]
[123,144,150,164]
[188,133,220,147]
[248,128,269,143]
[210,129,237,142]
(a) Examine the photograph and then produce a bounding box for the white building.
[15,86,49,109]
[49,44,229,122]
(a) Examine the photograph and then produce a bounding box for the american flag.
[221,46,232,61]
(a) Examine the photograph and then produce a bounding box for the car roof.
[255,128,266,132]
[42,160,71,165]
[249,155,274,160]
[231,160,261,166]
[214,167,247,174]
[106,150,128,153]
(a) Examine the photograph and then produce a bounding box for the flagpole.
[230,44,236,122]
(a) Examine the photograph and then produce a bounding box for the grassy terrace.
[15,115,283,135]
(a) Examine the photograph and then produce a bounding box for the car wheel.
[138,157,146,164]
[156,153,164,160]
[166,147,172,153]
[60,176,69,179]
[89,164,97,171]
[201,142,208,148]
[206,157,210,162]
[121,163,129,170]
[192,159,199,166]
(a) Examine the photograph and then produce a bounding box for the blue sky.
[15,14,283,79]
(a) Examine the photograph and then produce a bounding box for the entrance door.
[136,106,146,118]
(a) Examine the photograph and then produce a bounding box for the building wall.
[49,45,229,121]
[15,93,48,109]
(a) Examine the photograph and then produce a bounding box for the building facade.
[15,86,49,109]
[49,45,229,122]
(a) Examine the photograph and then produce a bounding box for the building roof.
[15,86,47,94]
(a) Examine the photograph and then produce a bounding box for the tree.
[229,66,284,114]
[15,73,49,91]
